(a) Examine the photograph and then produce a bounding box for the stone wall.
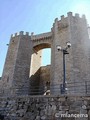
[1,32,32,96]
[29,65,50,95]
[40,65,50,85]
[1,12,90,96]
[50,12,90,94]
[0,96,90,120]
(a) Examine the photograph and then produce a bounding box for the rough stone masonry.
[0,12,90,120]
[1,12,90,96]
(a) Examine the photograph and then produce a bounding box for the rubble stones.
[0,96,89,120]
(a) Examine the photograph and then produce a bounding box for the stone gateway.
[0,12,90,120]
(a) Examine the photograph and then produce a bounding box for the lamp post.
[56,42,71,94]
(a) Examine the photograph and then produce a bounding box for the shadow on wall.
[29,68,43,95]
[0,114,4,120]
[29,66,50,95]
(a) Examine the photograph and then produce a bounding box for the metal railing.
[60,80,90,95]
[0,81,90,96]
[29,80,90,96]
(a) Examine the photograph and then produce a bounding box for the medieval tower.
[0,12,90,96]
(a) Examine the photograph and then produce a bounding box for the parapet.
[53,12,87,31]
[54,12,86,24]
[11,31,30,38]
[67,12,86,19]
[10,31,52,41]
[31,32,52,40]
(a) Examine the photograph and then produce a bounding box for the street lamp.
[56,41,71,94]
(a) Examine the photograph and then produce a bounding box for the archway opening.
[29,43,51,95]
[41,48,51,95]
[41,48,51,66]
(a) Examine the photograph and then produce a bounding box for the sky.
[0,0,90,76]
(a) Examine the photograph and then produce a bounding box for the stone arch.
[33,43,51,52]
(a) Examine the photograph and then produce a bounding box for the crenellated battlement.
[59,12,86,22]
[10,12,86,39]
[53,12,86,31]
[11,31,30,38]
[11,31,52,41]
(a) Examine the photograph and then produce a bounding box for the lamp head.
[56,45,62,51]
[66,41,71,48]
